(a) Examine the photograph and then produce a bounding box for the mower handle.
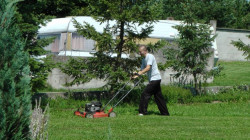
[101,80,131,111]
[112,77,142,108]
[102,73,142,111]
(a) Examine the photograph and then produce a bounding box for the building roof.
[38,16,185,39]
[38,16,218,58]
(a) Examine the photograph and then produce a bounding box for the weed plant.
[30,98,49,140]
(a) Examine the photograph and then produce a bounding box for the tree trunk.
[112,0,125,92]
[116,21,125,66]
[116,0,124,67]
[193,73,199,95]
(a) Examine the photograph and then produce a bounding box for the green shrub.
[119,85,193,104]
[46,97,88,109]
[162,85,250,104]
[213,90,250,102]
[192,89,250,103]
[162,85,193,104]
[41,85,250,110]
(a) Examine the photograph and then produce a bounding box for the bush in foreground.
[0,1,31,139]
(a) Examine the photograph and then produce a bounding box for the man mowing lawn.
[133,45,170,116]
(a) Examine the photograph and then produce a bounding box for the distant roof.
[38,16,218,58]
[39,16,216,38]
[38,16,185,39]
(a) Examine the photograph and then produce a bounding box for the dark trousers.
[139,80,170,115]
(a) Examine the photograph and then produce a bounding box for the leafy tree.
[161,0,186,20]
[163,1,216,94]
[231,35,250,60]
[233,0,249,29]
[0,0,31,139]
[161,0,250,29]
[60,0,164,91]
[36,0,88,17]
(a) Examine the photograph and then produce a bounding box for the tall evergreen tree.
[0,0,31,139]
[163,1,216,94]
[61,0,164,91]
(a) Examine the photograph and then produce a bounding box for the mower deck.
[74,110,109,118]
[74,108,115,118]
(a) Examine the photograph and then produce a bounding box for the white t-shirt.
[141,53,161,81]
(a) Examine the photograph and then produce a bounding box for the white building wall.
[216,29,250,61]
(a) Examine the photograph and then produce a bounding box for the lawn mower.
[74,74,142,118]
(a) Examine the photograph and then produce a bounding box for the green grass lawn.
[45,61,250,139]
[209,61,250,86]
[48,102,250,140]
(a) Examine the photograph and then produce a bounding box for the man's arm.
[138,65,151,75]
[132,65,150,79]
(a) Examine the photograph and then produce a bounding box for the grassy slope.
[209,61,250,86]
[48,102,250,140]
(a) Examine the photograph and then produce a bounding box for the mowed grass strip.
[48,102,250,140]
[210,61,250,86]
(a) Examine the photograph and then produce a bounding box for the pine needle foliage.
[231,35,250,60]
[0,0,31,139]
[60,0,165,92]
[163,1,216,94]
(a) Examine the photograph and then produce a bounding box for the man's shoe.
[138,113,144,116]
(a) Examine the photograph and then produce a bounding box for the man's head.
[139,45,148,57]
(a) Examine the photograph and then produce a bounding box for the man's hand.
[132,75,138,79]
[131,72,139,79]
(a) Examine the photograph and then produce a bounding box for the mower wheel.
[109,112,116,118]
[86,113,94,118]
